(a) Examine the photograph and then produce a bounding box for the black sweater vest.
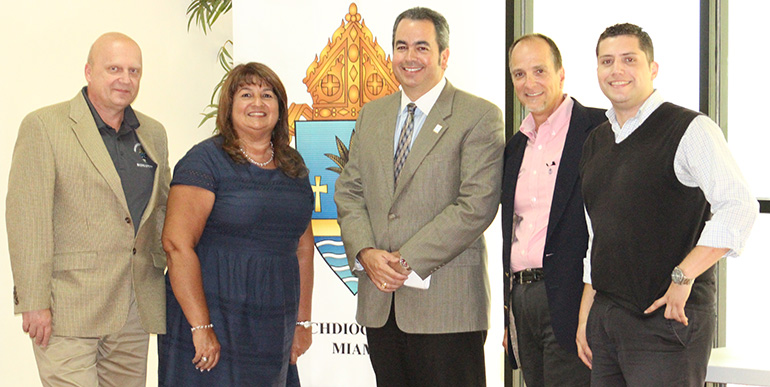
[580,103,714,313]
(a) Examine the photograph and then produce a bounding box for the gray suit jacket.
[6,92,170,336]
[335,81,504,334]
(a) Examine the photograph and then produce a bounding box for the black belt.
[512,268,544,284]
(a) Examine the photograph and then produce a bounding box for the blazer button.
[388,213,397,220]
[132,248,137,255]
[125,217,131,224]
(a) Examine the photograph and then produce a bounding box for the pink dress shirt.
[511,96,573,272]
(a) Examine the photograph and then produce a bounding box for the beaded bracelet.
[190,323,214,333]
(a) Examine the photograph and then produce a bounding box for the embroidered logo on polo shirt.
[134,143,154,168]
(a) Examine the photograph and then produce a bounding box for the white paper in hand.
[403,271,431,289]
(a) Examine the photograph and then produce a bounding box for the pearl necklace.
[239,142,274,167]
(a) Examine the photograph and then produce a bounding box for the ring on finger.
[381,282,388,289]
[201,356,208,362]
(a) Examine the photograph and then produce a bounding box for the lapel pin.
[433,124,442,133]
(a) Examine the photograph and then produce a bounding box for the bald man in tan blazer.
[6,33,169,386]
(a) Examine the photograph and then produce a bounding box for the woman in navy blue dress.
[159,62,314,386]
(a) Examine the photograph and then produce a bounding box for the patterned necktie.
[394,103,417,185]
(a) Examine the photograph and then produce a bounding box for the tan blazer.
[335,81,504,334]
[6,92,170,336]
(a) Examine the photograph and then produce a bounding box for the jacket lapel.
[368,93,401,197]
[68,93,129,213]
[393,82,454,199]
[135,125,160,226]
[502,133,527,252]
[546,99,590,240]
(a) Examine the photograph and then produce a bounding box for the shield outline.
[295,120,358,295]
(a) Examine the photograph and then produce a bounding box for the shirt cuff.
[696,221,746,258]
[582,256,592,284]
[353,258,365,272]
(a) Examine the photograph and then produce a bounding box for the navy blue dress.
[159,136,313,386]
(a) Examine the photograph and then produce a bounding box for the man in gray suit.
[335,7,504,386]
[7,32,169,386]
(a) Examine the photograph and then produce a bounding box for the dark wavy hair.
[392,7,449,54]
[215,62,307,178]
[596,23,654,64]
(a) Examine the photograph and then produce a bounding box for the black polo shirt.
[82,87,156,234]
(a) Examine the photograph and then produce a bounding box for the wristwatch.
[671,266,694,285]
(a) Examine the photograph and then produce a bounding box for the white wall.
[533,0,700,112]
[725,2,770,350]
[0,1,232,385]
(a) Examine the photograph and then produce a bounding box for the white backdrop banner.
[233,1,505,385]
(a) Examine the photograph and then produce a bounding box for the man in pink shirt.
[501,34,605,386]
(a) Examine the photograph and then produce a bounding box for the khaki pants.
[33,292,149,387]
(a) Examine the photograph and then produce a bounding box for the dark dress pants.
[367,299,487,387]
[511,280,590,387]
[587,293,715,386]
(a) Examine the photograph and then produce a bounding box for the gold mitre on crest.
[288,3,400,132]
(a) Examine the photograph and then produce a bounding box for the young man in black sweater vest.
[576,23,757,386]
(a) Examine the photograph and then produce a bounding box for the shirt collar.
[81,86,139,134]
[519,94,572,141]
[606,89,664,133]
[399,77,447,116]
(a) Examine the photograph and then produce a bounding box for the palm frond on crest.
[325,130,356,174]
